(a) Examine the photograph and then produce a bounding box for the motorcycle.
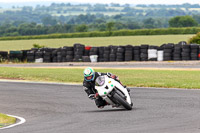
[95,75,133,110]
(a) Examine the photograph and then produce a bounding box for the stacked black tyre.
[82,56,91,62]
[173,44,182,61]
[43,48,52,62]
[109,46,118,62]
[84,46,90,56]
[178,41,187,46]
[73,44,85,62]
[133,46,140,61]
[140,45,149,61]
[27,50,35,62]
[52,49,58,62]
[190,44,199,60]
[89,47,98,56]
[61,47,68,62]
[56,48,62,62]
[163,43,174,61]
[82,46,91,62]
[98,47,104,62]
[181,44,190,61]
[66,47,74,62]
[0,51,8,61]
[125,45,133,61]
[116,46,125,62]
[22,50,29,61]
[35,49,44,60]
[103,47,110,62]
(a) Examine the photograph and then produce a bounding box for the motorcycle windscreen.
[95,76,105,86]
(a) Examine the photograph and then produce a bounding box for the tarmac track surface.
[0,81,200,133]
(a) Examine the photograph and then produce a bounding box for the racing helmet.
[83,67,95,81]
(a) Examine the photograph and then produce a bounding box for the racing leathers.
[83,72,119,108]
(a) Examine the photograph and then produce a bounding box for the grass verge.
[0,113,16,128]
[0,34,194,51]
[0,67,200,89]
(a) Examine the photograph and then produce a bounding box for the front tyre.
[113,92,132,110]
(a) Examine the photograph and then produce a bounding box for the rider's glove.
[107,73,119,80]
[88,94,95,100]
[88,93,99,100]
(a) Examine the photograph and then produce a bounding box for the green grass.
[0,34,194,51]
[0,113,16,128]
[0,67,200,89]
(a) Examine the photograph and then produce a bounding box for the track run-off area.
[0,81,200,133]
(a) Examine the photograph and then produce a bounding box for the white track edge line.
[0,114,26,130]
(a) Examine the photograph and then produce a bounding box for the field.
[0,67,200,89]
[0,34,195,51]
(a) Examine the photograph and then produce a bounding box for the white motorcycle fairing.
[95,75,132,109]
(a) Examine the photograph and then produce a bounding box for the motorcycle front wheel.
[112,92,132,110]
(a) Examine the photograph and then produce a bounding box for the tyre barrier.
[1,41,200,63]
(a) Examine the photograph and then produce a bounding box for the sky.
[0,0,199,5]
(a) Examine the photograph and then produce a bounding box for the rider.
[83,67,129,108]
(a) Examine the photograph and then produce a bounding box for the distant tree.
[123,4,130,7]
[59,15,66,24]
[42,16,57,26]
[127,22,141,29]
[143,18,154,25]
[95,18,106,24]
[169,15,198,27]
[75,24,88,32]
[73,14,96,24]
[63,24,75,33]
[22,6,33,12]
[106,22,115,34]
[98,23,106,31]
[12,21,25,27]
[110,3,120,7]
[92,4,107,12]
[122,7,132,12]
[114,22,124,30]
[66,3,71,6]
[114,15,122,19]
[193,15,200,24]
[6,26,17,33]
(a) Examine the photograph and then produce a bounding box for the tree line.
[0,15,199,37]
[0,3,200,37]
[1,3,200,25]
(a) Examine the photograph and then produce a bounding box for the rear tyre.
[113,92,132,110]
